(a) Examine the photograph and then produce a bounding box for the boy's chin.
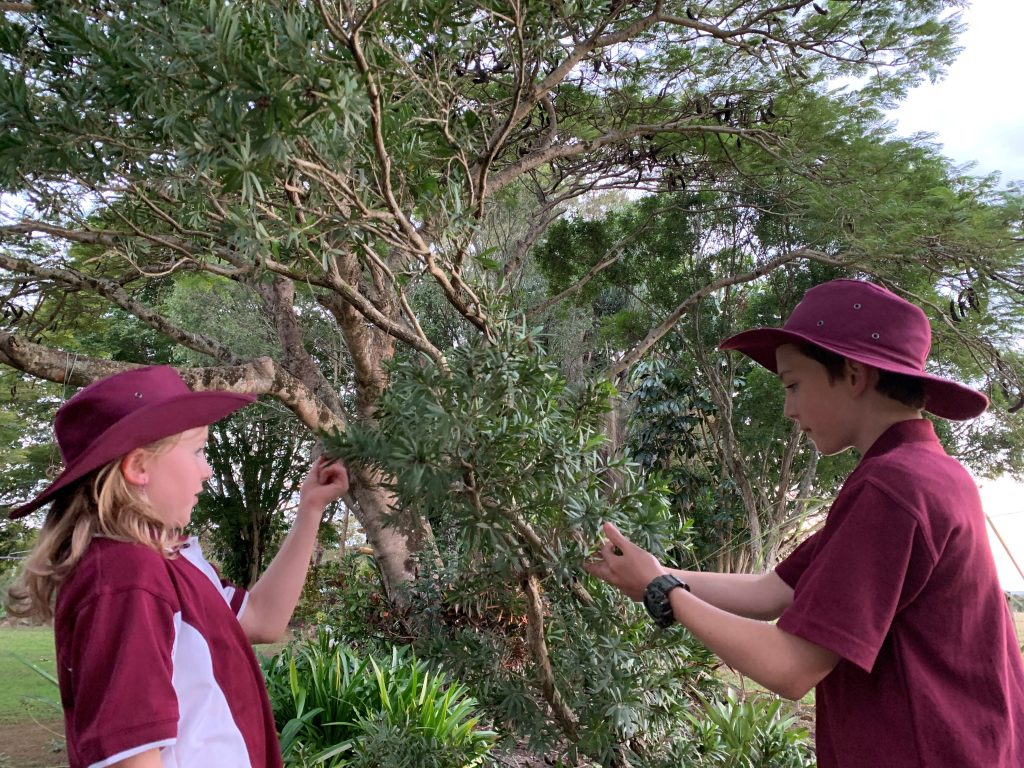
[811,439,851,457]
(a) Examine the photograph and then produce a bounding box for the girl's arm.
[239,457,349,643]
[110,749,164,768]
[586,522,838,700]
[664,569,794,621]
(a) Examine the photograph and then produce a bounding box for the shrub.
[262,629,496,767]
[329,326,723,765]
[683,691,815,768]
[292,552,404,651]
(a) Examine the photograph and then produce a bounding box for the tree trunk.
[348,469,436,609]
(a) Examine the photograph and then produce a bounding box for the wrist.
[295,501,326,521]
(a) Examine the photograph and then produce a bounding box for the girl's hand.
[584,522,667,601]
[298,456,349,513]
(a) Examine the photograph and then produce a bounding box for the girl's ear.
[121,449,150,486]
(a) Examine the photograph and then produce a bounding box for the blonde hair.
[6,434,185,622]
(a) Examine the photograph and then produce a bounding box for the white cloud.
[890,1,1024,185]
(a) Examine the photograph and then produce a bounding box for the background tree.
[191,405,315,587]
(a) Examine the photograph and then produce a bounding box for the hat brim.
[8,390,256,519]
[720,327,988,421]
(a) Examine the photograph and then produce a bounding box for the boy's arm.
[664,569,794,621]
[240,457,349,644]
[586,523,838,700]
[665,583,839,699]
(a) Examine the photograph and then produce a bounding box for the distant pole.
[986,514,1024,586]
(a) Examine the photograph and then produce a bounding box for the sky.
[888,1,1024,590]
[890,1,1024,186]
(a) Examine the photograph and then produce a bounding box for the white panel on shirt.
[163,612,253,767]
[178,537,249,619]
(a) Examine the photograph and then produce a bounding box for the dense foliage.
[329,327,730,764]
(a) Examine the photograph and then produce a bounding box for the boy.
[586,279,1024,766]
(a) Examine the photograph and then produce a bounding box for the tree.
[192,405,315,587]
[4,2,1024,760]
[4,0,1011,602]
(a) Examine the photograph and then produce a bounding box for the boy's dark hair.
[799,343,926,410]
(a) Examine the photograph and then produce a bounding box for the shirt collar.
[860,418,939,462]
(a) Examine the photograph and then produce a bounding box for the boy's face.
[140,426,213,530]
[775,344,855,456]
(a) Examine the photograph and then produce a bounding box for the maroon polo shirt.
[776,419,1024,767]
[54,537,282,768]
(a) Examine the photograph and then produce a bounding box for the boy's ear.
[120,449,150,486]
[844,359,877,396]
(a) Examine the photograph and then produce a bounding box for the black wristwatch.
[643,574,690,628]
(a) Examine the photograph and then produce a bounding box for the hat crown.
[54,366,191,466]
[785,280,931,372]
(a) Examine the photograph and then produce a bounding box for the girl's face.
[138,426,213,530]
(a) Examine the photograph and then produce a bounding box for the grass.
[0,625,61,725]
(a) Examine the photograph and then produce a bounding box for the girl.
[6,365,349,768]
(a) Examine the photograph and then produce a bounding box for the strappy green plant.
[262,629,495,767]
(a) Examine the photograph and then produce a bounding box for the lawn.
[0,624,65,768]
[0,625,60,724]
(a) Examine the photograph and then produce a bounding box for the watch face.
[644,575,680,628]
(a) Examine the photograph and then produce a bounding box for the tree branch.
[0,333,345,433]
[0,252,244,364]
[608,248,833,379]
[522,572,580,744]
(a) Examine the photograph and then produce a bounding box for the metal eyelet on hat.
[853,303,862,309]
[134,392,143,398]
[816,320,824,326]
[871,333,880,340]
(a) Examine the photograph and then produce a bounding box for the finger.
[602,522,632,552]
[324,464,348,484]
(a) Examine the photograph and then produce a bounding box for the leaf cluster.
[323,324,738,763]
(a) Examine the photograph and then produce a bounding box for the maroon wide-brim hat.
[719,279,987,421]
[8,365,256,519]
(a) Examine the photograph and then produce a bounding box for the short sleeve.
[775,532,820,589]
[64,588,179,766]
[776,480,933,673]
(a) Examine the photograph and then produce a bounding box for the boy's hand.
[298,456,349,513]
[584,522,667,602]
